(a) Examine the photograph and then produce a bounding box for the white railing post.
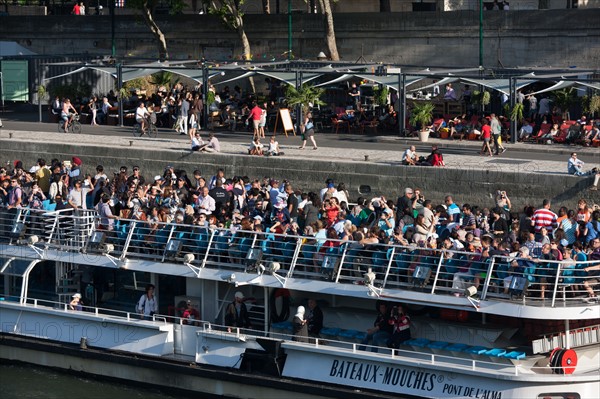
[120,221,137,260]
[334,244,349,283]
[201,229,216,268]
[286,237,303,278]
[382,247,395,288]
[481,257,496,300]
[551,263,562,308]
[430,251,445,294]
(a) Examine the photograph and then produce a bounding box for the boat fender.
[270,288,291,323]
[549,348,578,375]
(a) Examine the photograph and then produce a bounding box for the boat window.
[0,258,37,277]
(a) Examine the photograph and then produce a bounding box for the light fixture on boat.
[163,239,182,262]
[222,273,237,283]
[464,286,481,310]
[25,235,45,258]
[244,248,263,273]
[364,268,382,297]
[184,253,202,278]
[267,262,286,287]
[86,231,106,252]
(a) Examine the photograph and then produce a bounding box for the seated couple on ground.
[402,145,445,167]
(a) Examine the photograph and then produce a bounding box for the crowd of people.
[1,155,599,303]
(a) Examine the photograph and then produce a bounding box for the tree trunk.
[262,0,270,13]
[237,24,256,93]
[379,0,391,12]
[318,0,339,61]
[140,0,168,61]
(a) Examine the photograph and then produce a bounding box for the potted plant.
[410,101,435,142]
[373,84,389,114]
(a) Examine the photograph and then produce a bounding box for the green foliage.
[207,90,216,105]
[582,94,600,117]
[149,71,179,90]
[551,88,576,111]
[409,101,435,132]
[202,0,245,29]
[472,90,491,106]
[123,77,151,93]
[48,83,92,103]
[285,84,326,115]
[373,85,389,106]
[127,0,185,15]
[510,103,524,122]
[117,87,129,100]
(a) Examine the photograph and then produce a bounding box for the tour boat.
[0,207,598,398]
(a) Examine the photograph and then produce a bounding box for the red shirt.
[482,125,491,139]
[249,106,262,121]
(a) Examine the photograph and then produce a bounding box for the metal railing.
[1,206,599,308]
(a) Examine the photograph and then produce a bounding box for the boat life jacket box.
[509,276,527,296]
[413,266,431,286]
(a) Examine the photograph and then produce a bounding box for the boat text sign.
[282,349,520,399]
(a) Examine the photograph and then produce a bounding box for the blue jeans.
[358,331,391,353]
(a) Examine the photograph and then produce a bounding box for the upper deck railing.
[1,207,599,309]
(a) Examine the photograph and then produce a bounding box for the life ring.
[270,288,291,323]
[549,348,578,375]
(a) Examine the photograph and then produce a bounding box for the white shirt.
[208,137,221,152]
[135,106,149,122]
[197,194,216,214]
[403,148,416,162]
[192,136,204,149]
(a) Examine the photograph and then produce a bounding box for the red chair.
[331,116,350,134]
[553,128,569,144]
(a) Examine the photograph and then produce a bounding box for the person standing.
[292,305,309,342]
[299,112,318,150]
[490,113,504,155]
[479,118,493,156]
[248,102,263,139]
[179,92,191,136]
[306,299,323,339]
[137,284,158,320]
[225,291,252,330]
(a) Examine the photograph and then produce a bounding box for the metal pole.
[117,63,124,127]
[288,0,292,60]
[38,67,42,123]
[479,0,483,68]
[202,64,209,131]
[510,77,517,144]
[110,0,116,58]
[399,73,406,136]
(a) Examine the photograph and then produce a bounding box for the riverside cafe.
[37,59,600,141]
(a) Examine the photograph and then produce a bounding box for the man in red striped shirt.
[531,199,558,237]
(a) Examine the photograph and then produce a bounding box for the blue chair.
[502,351,526,360]
[42,199,56,211]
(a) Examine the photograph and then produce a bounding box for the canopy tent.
[0,41,37,56]
[314,73,422,91]
[528,80,600,96]
[408,76,536,95]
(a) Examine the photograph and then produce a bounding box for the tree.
[202,0,252,61]
[127,0,185,61]
[315,0,340,61]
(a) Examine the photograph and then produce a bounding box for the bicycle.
[58,113,82,134]
[133,114,158,138]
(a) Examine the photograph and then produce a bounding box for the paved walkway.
[1,127,598,178]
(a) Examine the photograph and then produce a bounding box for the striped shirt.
[531,208,558,233]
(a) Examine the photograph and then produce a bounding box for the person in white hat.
[69,293,83,311]
[225,291,251,330]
